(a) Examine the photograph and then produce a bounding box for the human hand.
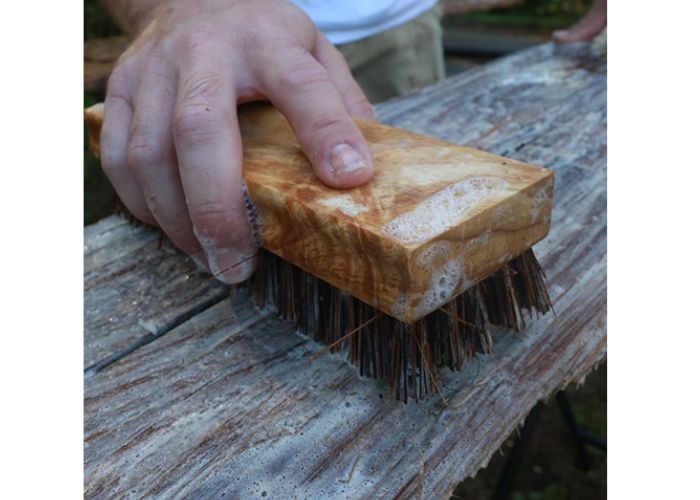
[100,0,376,284]
[553,0,607,43]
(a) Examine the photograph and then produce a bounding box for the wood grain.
[84,41,606,498]
[86,102,552,323]
[84,216,229,371]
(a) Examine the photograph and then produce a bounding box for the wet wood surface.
[83,216,229,371]
[84,41,606,499]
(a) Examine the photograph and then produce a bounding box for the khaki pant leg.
[336,5,445,103]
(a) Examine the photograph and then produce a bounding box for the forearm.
[98,0,164,36]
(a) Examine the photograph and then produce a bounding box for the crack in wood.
[84,290,229,376]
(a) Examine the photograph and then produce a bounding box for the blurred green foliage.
[84,0,121,39]
[84,2,120,224]
[456,0,593,30]
[514,484,568,500]
[573,395,606,436]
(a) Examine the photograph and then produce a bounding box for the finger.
[127,51,207,267]
[257,48,374,189]
[173,65,257,284]
[314,35,376,121]
[101,67,156,225]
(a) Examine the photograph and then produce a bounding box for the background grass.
[451,0,592,30]
[84,0,120,225]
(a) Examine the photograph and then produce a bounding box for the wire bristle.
[245,248,552,402]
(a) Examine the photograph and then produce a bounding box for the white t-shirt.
[289,0,439,45]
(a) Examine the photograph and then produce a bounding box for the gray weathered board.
[85,41,607,499]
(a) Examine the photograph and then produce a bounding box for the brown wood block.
[85,104,553,323]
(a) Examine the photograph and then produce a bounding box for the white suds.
[531,187,550,223]
[391,229,494,321]
[413,260,468,320]
[318,195,368,217]
[416,241,451,267]
[390,293,409,322]
[463,229,492,253]
[381,177,510,244]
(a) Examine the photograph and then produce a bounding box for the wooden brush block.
[85,103,553,323]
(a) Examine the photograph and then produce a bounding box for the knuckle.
[354,98,375,117]
[236,6,283,45]
[99,147,125,174]
[126,140,164,171]
[143,44,166,66]
[275,61,330,94]
[180,72,224,105]
[308,113,350,136]
[173,72,226,144]
[106,65,132,100]
[140,46,173,83]
[99,135,127,175]
[172,105,219,146]
[189,201,238,236]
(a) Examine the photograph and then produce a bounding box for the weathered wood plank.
[84,216,157,275]
[84,258,603,498]
[84,219,229,370]
[84,40,606,498]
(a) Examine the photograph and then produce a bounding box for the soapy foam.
[413,260,467,320]
[416,241,451,267]
[390,293,409,323]
[531,187,549,224]
[390,229,495,321]
[319,195,369,217]
[381,177,510,245]
[413,230,492,318]
[463,229,492,253]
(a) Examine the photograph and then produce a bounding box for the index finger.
[173,66,257,284]
[256,47,374,189]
